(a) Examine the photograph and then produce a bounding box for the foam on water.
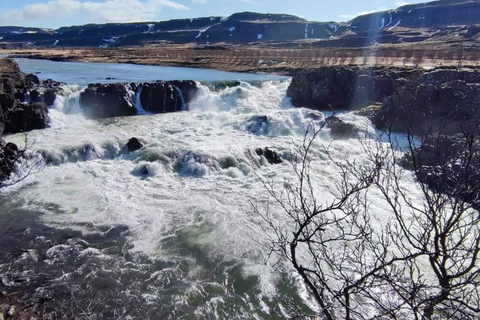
[2,79,426,318]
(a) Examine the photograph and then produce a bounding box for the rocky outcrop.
[289,66,480,135]
[126,137,144,153]
[402,133,480,209]
[4,102,49,133]
[139,81,196,113]
[372,71,480,134]
[80,84,137,119]
[287,67,418,110]
[0,142,20,186]
[0,58,58,134]
[326,116,359,139]
[80,81,198,119]
[255,147,282,164]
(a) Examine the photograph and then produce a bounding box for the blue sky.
[0,0,419,28]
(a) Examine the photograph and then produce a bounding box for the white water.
[2,76,426,318]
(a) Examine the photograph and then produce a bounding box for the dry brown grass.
[1,45,479,75]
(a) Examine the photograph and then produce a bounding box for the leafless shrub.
[254,118,480,319]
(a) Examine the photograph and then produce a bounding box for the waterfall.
[133,85,148,115]
[174,86,188,111]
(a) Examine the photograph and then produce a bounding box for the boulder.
[79,81,198,118]
[326,116,359,139]
[44,89,57,107]
[25,73,40,85]
[29,90,40,102]
[142,81,198,113]
[255,147,282,164]
[126,137,144,153]
[4,102,49,134]
[79,84,137,119]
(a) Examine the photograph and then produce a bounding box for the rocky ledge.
[288,66,480,135]
[80,81,198,119]
[1,58,64,135]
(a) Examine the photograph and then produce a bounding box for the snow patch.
[102,37,119,43]
[229,27,236,32]
[379,18,386,30]
[195,25,214,39]
[257,33,263,40]
[304,24,308,39]
[144,24,155,33]
[384,12,393,28]
[53,40,59,46]
[329,23,340,32]
[388,20,401,30]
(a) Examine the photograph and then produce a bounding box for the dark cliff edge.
[287,64,480,206]
[287,65,480,134]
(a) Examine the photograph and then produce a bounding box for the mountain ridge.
[1,0,479,48]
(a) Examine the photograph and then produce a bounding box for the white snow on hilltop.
[144,24,155,33]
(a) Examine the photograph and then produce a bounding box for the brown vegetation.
[1,45,479,75]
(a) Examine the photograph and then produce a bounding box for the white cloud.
[394,1,411,7]
[192,0,207,3]
[0,0,189,26]
[340,7,388,21]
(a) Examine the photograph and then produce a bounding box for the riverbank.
[2,45,480,76]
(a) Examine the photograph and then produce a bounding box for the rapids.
[1,61,423,319]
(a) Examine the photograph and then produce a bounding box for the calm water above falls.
[0,60,422,319]
[13,58,288,85]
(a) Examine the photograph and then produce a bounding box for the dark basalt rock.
[126,137,144,153]
[326,116,359,139]
[29,90,40,102]
[287,67,417,110]
[0,59,64,134]
[80,81,198,119]
[372,79,480,134]
[290,66,480,136]
[25,73,40,85]
[402,133,480,209]
[0,142,20,183]
[255,147,282,164]
[4,102,49,134]
[0,122,4,146]
[44,89,57,107]
[143,81,197,113]
[80,84,137,119]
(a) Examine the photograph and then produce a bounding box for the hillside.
[0,0,479,48]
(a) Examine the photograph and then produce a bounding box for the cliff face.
[287,66,480,135]
[2,1,480,48]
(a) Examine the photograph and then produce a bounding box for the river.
[0,58,420,319]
